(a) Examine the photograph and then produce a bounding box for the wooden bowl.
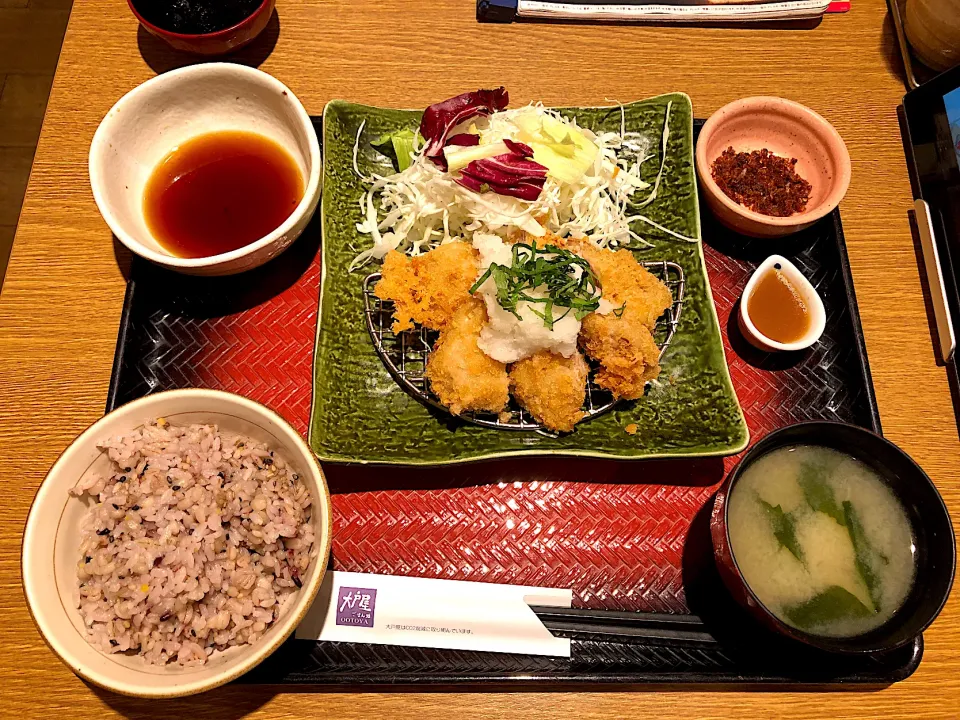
[127,0,275,56]
[695,97,851,238]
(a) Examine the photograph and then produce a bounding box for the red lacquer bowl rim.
[127,0,272,41]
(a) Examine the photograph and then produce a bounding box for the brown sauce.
[143,130,303,259]
[747,265,811,344]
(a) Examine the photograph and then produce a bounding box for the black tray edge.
[830,210,882,435]
[242,634,923,687]
[105,276,136,415]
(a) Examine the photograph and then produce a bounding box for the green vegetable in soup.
[798,462,845,526]
[843,500,889,612]
[783,585,875,630]
[758,497,805,564]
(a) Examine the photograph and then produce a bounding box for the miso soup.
[727,445,916,637]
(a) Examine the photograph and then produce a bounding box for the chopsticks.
[529,605,719,645]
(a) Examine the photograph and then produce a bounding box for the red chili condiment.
[710,147,812,217]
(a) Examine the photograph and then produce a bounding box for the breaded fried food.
[567,239,672,401]
[575,242,672,329]
[375,242,479,332]
[580,312,661,401]
[424,298,510,415]
[510,351,589,433]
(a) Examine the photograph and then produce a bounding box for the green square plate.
[310,93,748,465]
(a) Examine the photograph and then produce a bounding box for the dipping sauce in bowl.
[746,264,811,344]
[728,445,916,638]
[143,130,304,259]
[739,254,825,352]
[89,63,321,276]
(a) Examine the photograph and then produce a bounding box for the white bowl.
[21,389,332,698]
[89,64,321,276]
[738,254,826,352]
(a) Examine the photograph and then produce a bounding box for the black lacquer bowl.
[712,421,956,654]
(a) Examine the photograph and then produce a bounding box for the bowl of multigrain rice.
[22,389,331,698]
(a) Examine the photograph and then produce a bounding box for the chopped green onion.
[469,242,602,330]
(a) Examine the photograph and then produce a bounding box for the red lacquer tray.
[104,120,920,685]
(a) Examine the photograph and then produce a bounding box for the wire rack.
[363,260,685,435]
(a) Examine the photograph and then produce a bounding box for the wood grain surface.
[1,0,958,717]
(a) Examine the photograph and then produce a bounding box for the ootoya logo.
[336,587,377,628]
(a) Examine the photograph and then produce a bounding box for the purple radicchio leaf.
[419,87,508,165]
[503,138,535,157]
[446,133,480,147]
[490,181,546,201]
[478,153,548,179]
[455,172,485,193]
[455,147,548,202]
[461,158,546,186]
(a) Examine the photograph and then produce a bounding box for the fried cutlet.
[424,298,510,416]
[565,240,672,401]
[510,351,589,433]
[579,312,661,401]
[574,241,673,329]
[375,241,479,332]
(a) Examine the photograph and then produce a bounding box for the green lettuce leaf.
[373,128,419,172]
[783,585,875,630]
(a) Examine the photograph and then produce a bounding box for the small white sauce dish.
[21,389,332,698]
[738,254,826,352]
[89,63,321,276]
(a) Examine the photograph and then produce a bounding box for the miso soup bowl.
[711,421,955,654]
[89,63,321,276]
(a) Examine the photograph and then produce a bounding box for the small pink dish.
[128,0,275,56]
[695,97,851,238]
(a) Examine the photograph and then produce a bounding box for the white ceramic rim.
[695,96,852,228]
[88,63,322,270]
[21,388,332,698]
[739,254,827,352]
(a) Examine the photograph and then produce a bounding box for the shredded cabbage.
[351,101,696,269]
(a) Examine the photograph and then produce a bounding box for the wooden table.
[2,0,958,716]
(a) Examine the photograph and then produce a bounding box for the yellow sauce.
[748,267,810,344]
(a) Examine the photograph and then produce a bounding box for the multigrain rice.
[72,419,316,666]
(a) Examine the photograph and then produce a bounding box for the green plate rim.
[309,94,749,465]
